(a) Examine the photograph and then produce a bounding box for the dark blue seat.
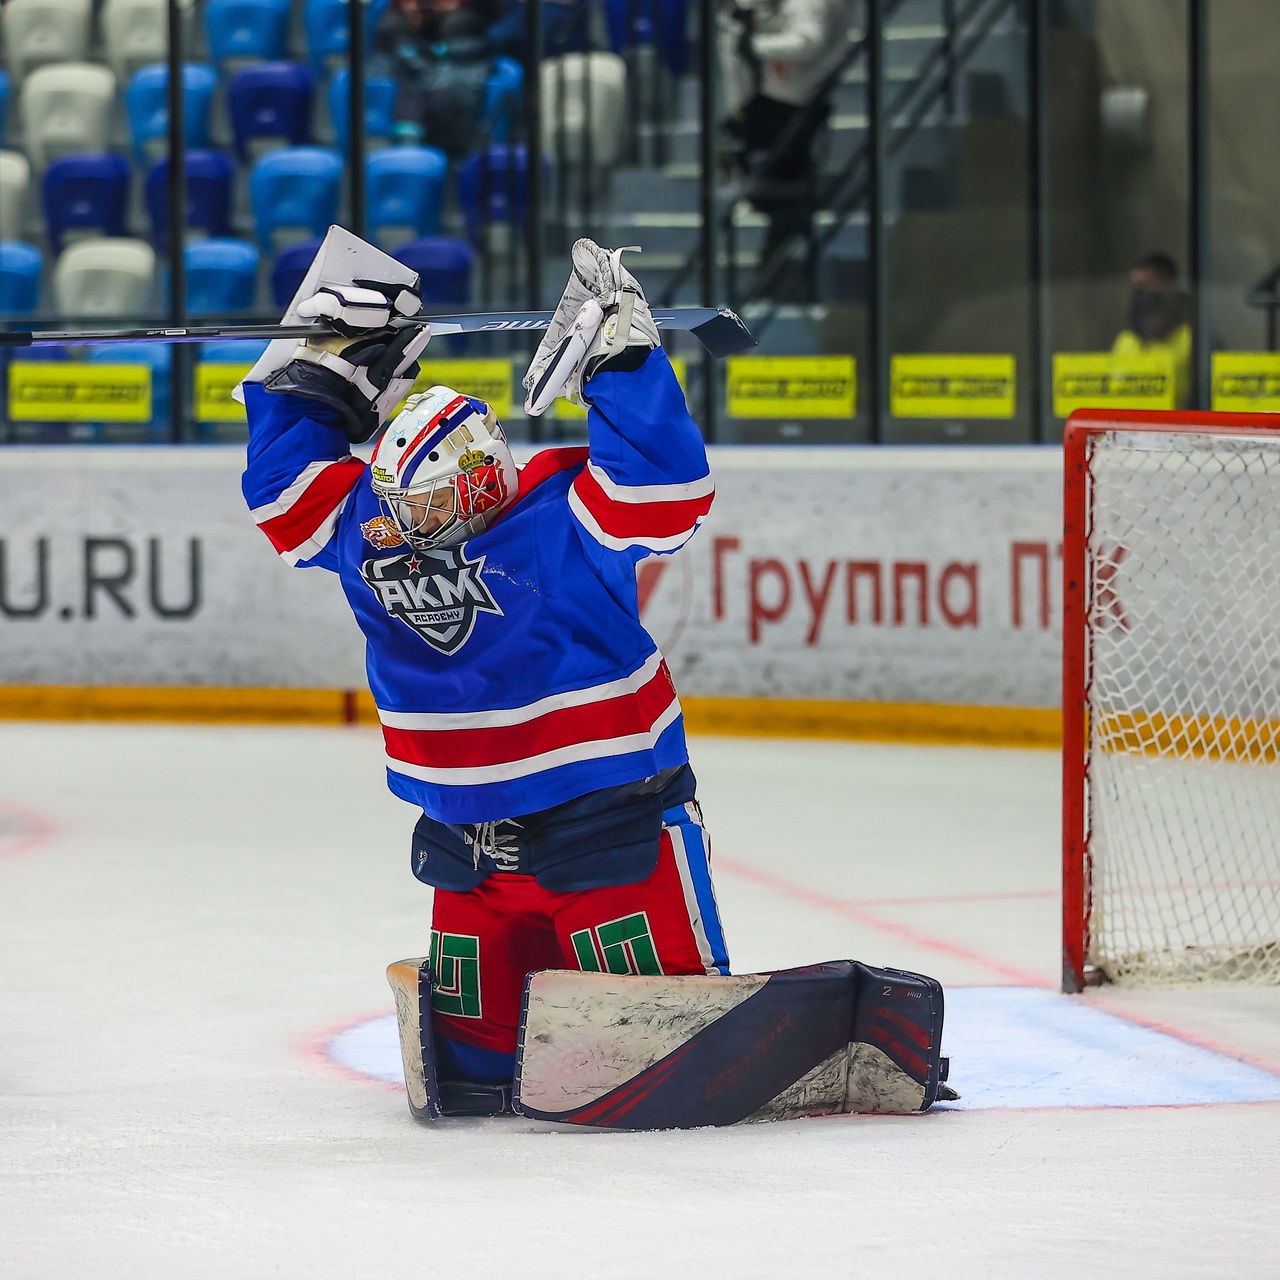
[184,238,260,314]
[125,64,218,163]
[489,0,588,59]
[367,146,448,243]
[328,69,397,152]
[604,0,688,76]
[228,62,315,163]
[304,0,390,69]
[269,238,323,308]
[392,237,473,308]
[250,148,342,250]
[201,338,270,363]
[0,70,10,149]
[42,154,131,254]
[0,240,43,314]
[458,146,549,243]
[145,150,234,247]
[483,58,523,144]
[205,0,291,65]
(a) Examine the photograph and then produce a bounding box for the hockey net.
[1063,410,1280,990]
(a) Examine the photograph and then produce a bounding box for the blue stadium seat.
[269,237,322,308]
[490,0,588,59]
[604,0,688,76]
[483,58,523,144]
[367,146,447,244]
[392,236,473,307]
[145,150,234,247]
[0,240,43,313]
[458,146,548,243]
[184,238,260,314]
[205,0,291,65]
[304,0,391,70]
[201,338,269,362]
[87,341,171,428]
[0,70,9,149]
[42,154,131,254]
[125,64,218,163]
[249,148,342,250]
[328,69,397,152]
[228,63,315,163]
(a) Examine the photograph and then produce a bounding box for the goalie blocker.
[387,959,953,1128]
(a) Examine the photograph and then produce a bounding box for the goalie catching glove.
[522,239,661,416]
[262,279,432,443]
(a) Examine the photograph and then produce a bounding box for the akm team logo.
[359,546,502,655]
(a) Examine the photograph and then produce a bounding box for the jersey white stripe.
[567,485,700,554]
[586,460,714,504]
[248,457,355,524]
[386,696,682,785]
[377,649,665,731]
[278,493,351,566]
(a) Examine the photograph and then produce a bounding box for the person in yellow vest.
[1112,251,1192,408]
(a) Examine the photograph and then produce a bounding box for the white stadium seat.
[101,0,169,82]
[1,0,93,79]
[0,151,32,240]
[53,238,156,316]
[20,64,117,170]
[541,53,628,169]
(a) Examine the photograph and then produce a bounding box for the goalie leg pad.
[512,961,947,1129]
[386,957,444,1120]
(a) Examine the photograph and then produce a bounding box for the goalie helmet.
[369,386,518,550]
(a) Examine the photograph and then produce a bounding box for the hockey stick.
[0,306,757,359]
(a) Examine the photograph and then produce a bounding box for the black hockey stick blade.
[0,306,757,358]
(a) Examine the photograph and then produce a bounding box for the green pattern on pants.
[569,912,662,976]
[430,929,482,1018]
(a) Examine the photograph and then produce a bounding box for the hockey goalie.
[240,229,953,1127]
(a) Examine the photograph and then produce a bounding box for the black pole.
[697,0,717,442]
[524,0,544,309]
[1188,0,1209,409]
[166,0,187,443]
[866,0,885,443]
[1027,0,1049,442]
[348,0,367,237]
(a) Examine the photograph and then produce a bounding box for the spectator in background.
[373,0,506,159]
[1113,251,1192,407]
[720,0,856,288]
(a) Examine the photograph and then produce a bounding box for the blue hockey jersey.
[241,349,713,824]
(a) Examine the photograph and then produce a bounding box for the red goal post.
[1062,408,1280,992]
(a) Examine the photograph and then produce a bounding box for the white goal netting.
[1084,428,1280,986]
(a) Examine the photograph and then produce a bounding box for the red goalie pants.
[429,806,730,1058]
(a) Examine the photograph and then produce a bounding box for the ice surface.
[2,723,1278,1279]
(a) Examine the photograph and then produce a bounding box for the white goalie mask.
[369,386,518,550]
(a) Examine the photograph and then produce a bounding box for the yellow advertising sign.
[1052,351,1175,417]
[408,359,514,418]
[1210,351,1280,412]
[7,361,152,422]
[552,357,688,420]
[195,362,254,422]
[726,355,856,419]
[890,354,1016,418]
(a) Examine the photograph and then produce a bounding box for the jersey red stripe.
[257,458,366,553]
[572,465,713,539]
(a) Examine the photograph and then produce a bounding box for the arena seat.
[392,237,473,307]
[328,70,397,153]
[228,63,316,163]
[20,64,117,170]
[249,148,342,250]
[125,64,218,164]
[145,151,235,246]
[0,241,43,314]
[0,151,31,241]
[304,0,391,71]
[204,0,291,67]
[483,58,524,144]
[269,237,322,308]
[200,338,269,363]
[367,146,448,247]
[458,145,547,243]
[42,154,131,254]
[53,238,156,316]
[86,341,171,427]
[0,72,9,149]
[604,0,688,77]
[541,53,627,167]
[184,238,260,314]
[1,0,93,80]
[101,0,169,81]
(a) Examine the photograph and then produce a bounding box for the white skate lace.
[464,819,524,871]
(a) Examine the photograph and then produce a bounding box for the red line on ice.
[0,800,58,860]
